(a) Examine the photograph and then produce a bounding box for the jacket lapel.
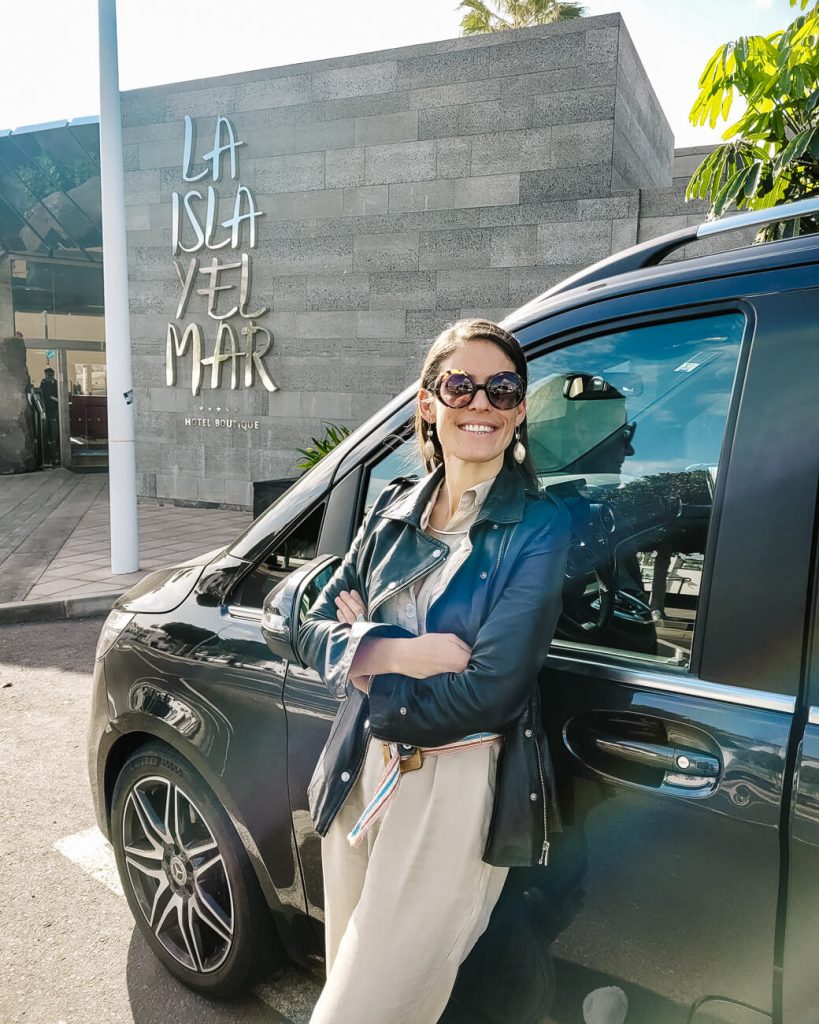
[378,457,527,528]
[377,462,446,529]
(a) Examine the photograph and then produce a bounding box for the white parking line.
[53,825,307,1020]
[53,826,123,897]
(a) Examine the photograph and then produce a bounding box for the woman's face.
[419,340,527,468]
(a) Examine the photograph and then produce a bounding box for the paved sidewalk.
[0,468,251,605]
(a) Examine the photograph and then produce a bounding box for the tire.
[111,741,278,997]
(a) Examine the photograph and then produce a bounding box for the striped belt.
[346,732,502,848]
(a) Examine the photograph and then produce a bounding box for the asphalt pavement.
[0,616,321,1024]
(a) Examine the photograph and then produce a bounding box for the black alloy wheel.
[111,742,279,996]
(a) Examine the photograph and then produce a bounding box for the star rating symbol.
[191,403,237,414]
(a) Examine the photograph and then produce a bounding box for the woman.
[298,318,572,1023]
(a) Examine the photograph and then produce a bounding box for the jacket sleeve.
[297,480,416,700]
[366,500,571,746]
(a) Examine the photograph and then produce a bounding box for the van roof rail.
[542,196,819,300]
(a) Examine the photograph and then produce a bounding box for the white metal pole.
[98,0,139,573]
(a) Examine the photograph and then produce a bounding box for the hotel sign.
[166,115,277,395]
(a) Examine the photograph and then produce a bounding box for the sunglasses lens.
[439,372,474,407]
[487,372,524,410]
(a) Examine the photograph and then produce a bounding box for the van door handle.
[592,736,720,778]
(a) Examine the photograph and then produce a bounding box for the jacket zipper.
[328,732,371,828]
[533,726,550,866]
[425,524,507,626]
[490,526,510,582]
[328,548,448,829]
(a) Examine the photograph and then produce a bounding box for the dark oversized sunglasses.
[432,369,526,410]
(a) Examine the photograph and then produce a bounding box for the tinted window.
[364,433,424,511]
[230,503,325,608]
[359,312,745,672]
[529,312,744,670]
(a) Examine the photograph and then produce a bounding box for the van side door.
[510,283,816,1024]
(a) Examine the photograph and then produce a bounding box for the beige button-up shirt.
[380,470,498,637]
[339,469,500,692]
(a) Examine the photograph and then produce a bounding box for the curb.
[0,592,124,626]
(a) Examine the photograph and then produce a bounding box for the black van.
[88,199,819,1024]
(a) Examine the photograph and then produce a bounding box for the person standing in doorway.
[298,318,572,1023]
[39,366,60,466]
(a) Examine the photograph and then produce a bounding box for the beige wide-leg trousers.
[309,733,509,1024]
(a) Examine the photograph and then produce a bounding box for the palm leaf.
[772,124,818,174]
[294,421,352,471]
[457,0,585,34]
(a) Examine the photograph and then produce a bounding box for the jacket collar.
[379,457,527,528]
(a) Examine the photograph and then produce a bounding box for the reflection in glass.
[355,314,745,673]
[231,504,326,608]
[526,313,745,669]
[0,122,101,259]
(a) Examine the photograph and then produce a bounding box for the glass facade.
[0,120,101,261]
[1,119,107,470]
[11,258,104,317]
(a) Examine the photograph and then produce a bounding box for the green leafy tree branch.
[686,0,819,237]
[457,0,585,35]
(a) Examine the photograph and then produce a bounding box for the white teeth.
[459,424,496,433]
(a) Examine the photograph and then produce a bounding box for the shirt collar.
[378,458,528,528]
[419,471,501,530]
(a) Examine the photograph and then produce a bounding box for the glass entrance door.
[67,351,108,470]
[25,344,108,470]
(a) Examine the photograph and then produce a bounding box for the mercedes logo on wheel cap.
[169,854,188,886]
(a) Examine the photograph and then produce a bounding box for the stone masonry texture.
[122,16,723,510]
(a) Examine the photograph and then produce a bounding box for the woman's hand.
[335,588,366,625]
[335,588,473,682]
[335,589,372,692]
[402,633,472,678]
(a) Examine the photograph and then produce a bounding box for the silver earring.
[512,427,526,464]
[422,423,436,461]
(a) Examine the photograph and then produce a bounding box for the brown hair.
[414,318,538,490]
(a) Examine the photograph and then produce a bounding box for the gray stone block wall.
[637,183,759,261]
[122,16,692,510]
[672,144,717,188]
[611,26,674,191]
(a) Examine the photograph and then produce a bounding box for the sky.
[0,0,800,147]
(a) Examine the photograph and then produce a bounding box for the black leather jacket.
[298,456,572,867]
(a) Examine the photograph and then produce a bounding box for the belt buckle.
[398,745,423,773]
[381,741,423,772]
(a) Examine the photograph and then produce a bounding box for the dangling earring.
[512,426,526,464]
[422,423,436,461]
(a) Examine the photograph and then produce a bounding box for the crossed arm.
[362,526,570,747]
[296,483,472,700]
[332,589,471,692]
[297,486,571,742]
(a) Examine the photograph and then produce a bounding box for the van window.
[360,312,744,673]
[230,503,325,608]
[529,311,745,670]
[364,433,424,511]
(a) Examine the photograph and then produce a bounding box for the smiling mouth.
[458,424,498,434]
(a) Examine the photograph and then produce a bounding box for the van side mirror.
[260,554,341,665]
